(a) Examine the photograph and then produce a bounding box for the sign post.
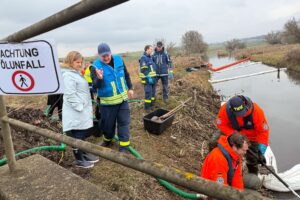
[0,40,63,95]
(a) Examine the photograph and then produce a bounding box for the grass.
[5,54,220,200]
[234,43,300,71]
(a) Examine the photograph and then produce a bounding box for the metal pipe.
[0,98,17,172]
[2,0,129,42]
[2,116,270,200]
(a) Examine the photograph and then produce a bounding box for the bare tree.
[166,41,176,55]
[281,18,300,44]
[181,30,208,55]
[225,39,246,53]
[265,31,282,45]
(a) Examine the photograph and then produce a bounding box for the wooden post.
[0,97,17,172]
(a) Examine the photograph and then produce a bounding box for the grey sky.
[1,0,300,57]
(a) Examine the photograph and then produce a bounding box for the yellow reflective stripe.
[103,136,112,141]
[151,97,155,100]
[141,80,146,84]
[139,73,146,78]
[120,77,126,93]
[100,92,128,105]
[111,82,117,96]
[120,141,130,146]
[150,65,154,72]
[144,99,151,103]
[141,66,148,69]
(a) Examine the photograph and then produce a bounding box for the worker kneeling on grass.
[139,45,157,110]
[92,43,134,153]
[215,95,269,175]
[201,133,249,190]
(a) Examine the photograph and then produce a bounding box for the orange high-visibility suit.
[201,136,244,190]
[216,103,269,145]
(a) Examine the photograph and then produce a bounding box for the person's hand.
[127,89,134,99]
[146,75,153,84]
[258,144,267,155]
[96,69,103,80]
[258,151,267,165]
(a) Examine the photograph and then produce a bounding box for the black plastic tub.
[143,109,175,135]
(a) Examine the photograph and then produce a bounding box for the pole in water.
[248,149,300,199]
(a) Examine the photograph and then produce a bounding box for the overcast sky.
[1,0,300,57]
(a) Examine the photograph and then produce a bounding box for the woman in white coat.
[62,51,99,168]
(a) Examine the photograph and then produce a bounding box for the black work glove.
[258,151,266,165]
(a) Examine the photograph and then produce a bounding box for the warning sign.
[0,40,63,95]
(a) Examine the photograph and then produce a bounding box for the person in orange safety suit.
[216,95,269,175]
[201,133,249,191]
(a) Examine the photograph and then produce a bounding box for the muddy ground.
[0,55,222,199]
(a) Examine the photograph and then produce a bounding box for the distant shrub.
[225,39,246,53]
[265,31,282,45]
[284,48,300,66]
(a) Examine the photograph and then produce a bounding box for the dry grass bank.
[1,55,221,200]
[235,44,300,72]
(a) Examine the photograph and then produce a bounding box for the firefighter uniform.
[139,52,157,110]
[93,54,131,151]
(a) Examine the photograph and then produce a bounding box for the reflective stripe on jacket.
[93,55,128,105]
[139,53,157,84]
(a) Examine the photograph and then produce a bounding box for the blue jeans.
[157,76,169,100]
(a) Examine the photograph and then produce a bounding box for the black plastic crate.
[143,109,175,135]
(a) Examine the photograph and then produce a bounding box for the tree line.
[265,18,300,45]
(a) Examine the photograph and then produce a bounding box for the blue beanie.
[98,43,111,56]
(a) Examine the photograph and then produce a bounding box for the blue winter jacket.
[93,55,128,105]
[152,47,172,76]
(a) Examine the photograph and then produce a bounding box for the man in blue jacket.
[152,41,173,103]
[92,43,134,153]
[139,45,157,110]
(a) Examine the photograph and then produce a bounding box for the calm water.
[209,56,300,173]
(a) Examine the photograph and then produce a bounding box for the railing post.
[0,96,17,172]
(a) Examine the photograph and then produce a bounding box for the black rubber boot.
[119,146,129,154]
[82,152,99,163]
[73,148,94,169]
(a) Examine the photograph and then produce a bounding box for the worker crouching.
[201,133,249,191]
[216,95,269,175]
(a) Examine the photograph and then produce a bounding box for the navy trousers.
[144,83,156,109]
[99,101,130,146]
